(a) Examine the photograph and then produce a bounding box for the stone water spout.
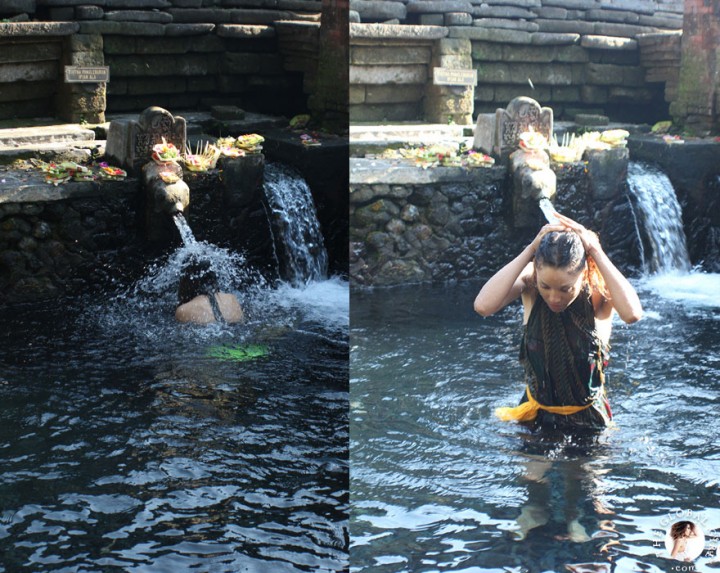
[510,145,556,228]
[142,161,189,216]
[106,106,189,241]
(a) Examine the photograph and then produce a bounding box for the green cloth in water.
[207,344,269,362]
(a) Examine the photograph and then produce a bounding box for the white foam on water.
[641,271,720,308]
[269,276,349,330]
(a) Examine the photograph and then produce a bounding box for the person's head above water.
[533,230,606,313]
[178,259,219,305]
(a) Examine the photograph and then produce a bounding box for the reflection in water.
[350,280,720,573]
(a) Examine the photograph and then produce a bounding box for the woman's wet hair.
[178,259,219,304]
[535,231,586,274]
[670,521,696,540]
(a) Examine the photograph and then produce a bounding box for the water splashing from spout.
[173,212,197,247]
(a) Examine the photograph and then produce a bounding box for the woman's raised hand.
[529,223,565,255]
[552,212,602,256]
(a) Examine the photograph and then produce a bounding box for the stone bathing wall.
[0,1,322,122]
[349,150,651,286]
[350,0,684,124]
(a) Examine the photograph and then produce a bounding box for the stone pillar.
[424,38,474,125]
[669,0,720,134]
[57,34,106,124]
[308,0,349,133]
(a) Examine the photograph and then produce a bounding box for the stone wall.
[0,1,322,121]
[350,0,685,124]
[349,155,643,286]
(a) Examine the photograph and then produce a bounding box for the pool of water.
[350,276,720,573]
[0,266,349,572]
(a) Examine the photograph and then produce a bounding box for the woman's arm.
[474,225,563,317]
[554,213,643,324]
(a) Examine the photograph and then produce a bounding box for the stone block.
[438,38,472,56]
[104,10,174,23]
[530,32,580,45]
[0,61,58,83]
[110,54,219,77]
[349,85,366,104]
[450,26,532,43]
[126,77,186,94]
[445,12,473,26]
[68,34,103,52]
[581,34,637,50]
[70,87,107,114]
[574,112,608,125]
[407,1,473,13]
[351,46,432,66]
[186,76,216,92]
[585,147,628,200]
[0,0,35,15]
[638,14,682,29]
[494,85,552,102]
[597,0,655,15]
[473,4,537,18]
[350,64,428,85]
[580,84,608,103]
[473,18,539,32]
[502,45,556,63]
[471,41,503,61]
[79,21,166,35]
[49,7,74,19]
[215,24,273,38]
[105,0,171,6]
[350,0,407,21]
[585,8,638,23]
[0,22,79,35]
[350,102,423,123]
[474,85,495,101]
[608,86,655,100]
[76,5,104,19]
[592,22,652,38]
[551,85,580,101]
[536,19,594,34]
[542,0,599,8]
[434,54,472,69]
[472,113,496,153]
[554,45,590,62]
[477,62,573,85]
[366,84,425,104]
[533,6,568,18]
[0,80,55,103]
[0,42,62,64]
[165,23,216,35]
[419,14,445,26]
[70,50,104,66]
[223,52,283,75]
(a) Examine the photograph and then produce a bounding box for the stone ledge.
[350,157,504,185]
[0,170,138,205]
[581,34,638,49]
[350,23,448,41]
[216,23,275,37]
[0,21,80,36]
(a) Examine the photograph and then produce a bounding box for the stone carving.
[105,106,186,173]
[494,96,552,157]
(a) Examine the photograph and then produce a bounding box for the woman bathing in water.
[176,259,244,325]
[474,212,642,431]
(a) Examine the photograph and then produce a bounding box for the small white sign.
[433,67,477,86]
[64,66,110,83]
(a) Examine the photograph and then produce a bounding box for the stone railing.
[350,0,684,124]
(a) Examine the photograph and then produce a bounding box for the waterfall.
[263,162,329,285]
[627,162,691,274]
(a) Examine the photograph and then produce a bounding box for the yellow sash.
[495,386,593,422]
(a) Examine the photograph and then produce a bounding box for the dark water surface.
[350,278,720,573]
[0,278,349,572]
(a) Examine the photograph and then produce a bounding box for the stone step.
[0,124,96,148]
[0,140,100,166]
